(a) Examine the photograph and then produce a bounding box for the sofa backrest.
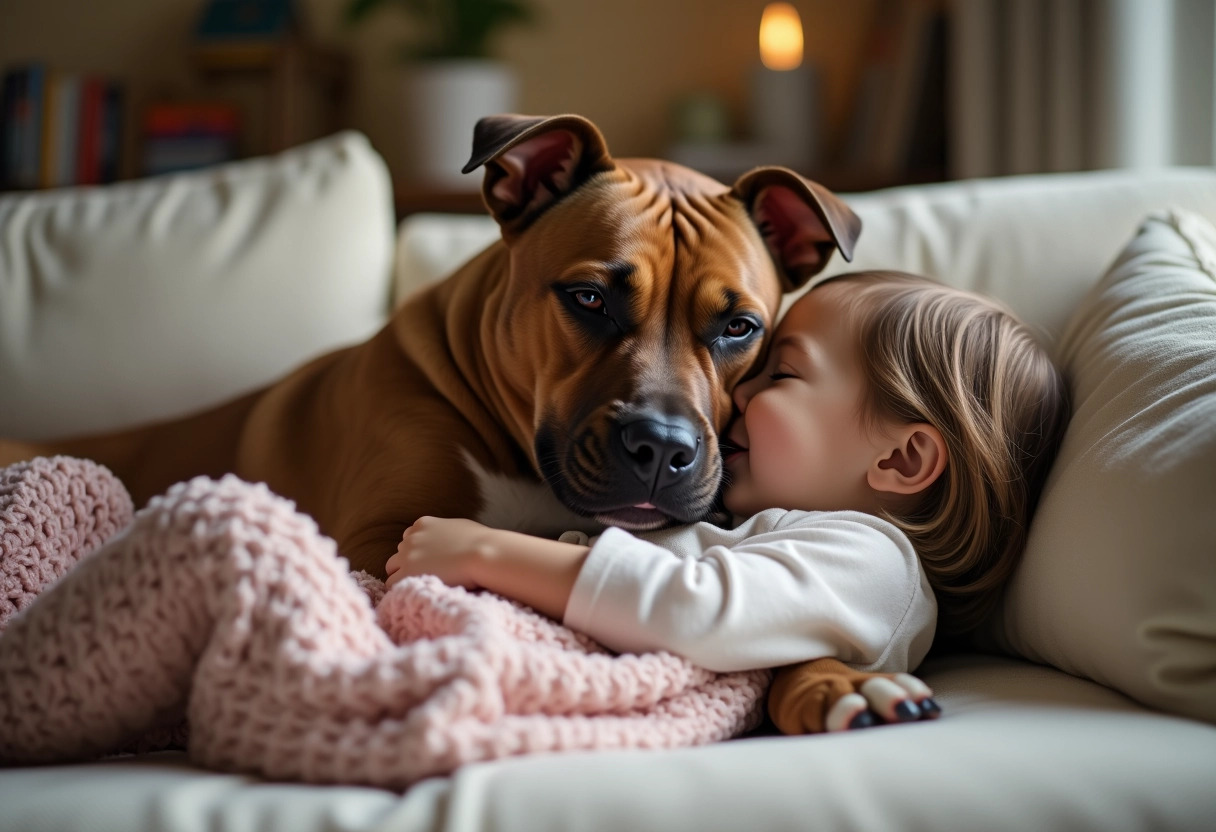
[395,167,1216,354]
[819,167,1216,344]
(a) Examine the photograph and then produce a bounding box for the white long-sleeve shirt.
[560,508,936,674]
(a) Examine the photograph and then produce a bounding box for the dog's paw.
[768,658,943,735]
[825,673,942,732]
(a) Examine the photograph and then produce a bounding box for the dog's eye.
[573,290,605,312]
[723,318,757,339]
[558,284,623,335]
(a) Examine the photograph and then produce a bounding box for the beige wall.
[0,0,875,187]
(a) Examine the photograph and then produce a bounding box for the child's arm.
[385,516,589,620]
[389,511,934,679]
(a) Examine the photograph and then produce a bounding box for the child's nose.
[733,376,760,411]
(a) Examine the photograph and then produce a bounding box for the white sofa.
[1,133,1214,832]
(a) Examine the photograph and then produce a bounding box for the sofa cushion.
[984,209,1216,724]
[0,131,395,440]
[2,655,1215,832]
[393,213,499,306]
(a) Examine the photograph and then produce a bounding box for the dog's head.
[464,114,860,530]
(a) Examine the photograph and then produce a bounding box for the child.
[385,270,1070,732]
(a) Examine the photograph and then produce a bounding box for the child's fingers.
[385,548,406,579]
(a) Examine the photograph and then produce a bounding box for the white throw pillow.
[984,209,1216,723]
[0,131,395,440]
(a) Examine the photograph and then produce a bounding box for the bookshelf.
[0,41,349,192]
[192,38,350,155]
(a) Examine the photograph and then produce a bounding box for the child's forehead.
[782,282,856,328]
[769,289,860,360]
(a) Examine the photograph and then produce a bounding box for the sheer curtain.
[948,0,1215,179]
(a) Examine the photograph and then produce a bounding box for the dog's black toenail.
[848,710,878,730]
[919,698,942,719]
[893,701,921,722]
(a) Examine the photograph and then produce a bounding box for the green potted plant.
[344,0,534,60]
[343,0,535,188]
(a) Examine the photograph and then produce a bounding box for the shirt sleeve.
[561,513,936,674]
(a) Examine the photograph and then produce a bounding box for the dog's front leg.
[341,520,416,579]
[327,449,506,579]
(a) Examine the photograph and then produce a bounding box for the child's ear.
[868,425,948,496]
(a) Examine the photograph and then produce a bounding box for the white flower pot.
[402,60,518,190]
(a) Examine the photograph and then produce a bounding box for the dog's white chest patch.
[463,451,604,538]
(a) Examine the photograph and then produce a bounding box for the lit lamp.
[665,2,820,181]
[750,2,818,172]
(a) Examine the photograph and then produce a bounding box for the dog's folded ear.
[463,114,616,236]
[732,167,862,291]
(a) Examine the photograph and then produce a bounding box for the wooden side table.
[394,186,487,219]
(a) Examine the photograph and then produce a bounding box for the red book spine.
[75,77,104,185]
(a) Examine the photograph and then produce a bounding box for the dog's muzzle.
[535,410,718,531]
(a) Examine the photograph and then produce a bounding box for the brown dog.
[2,114,925,733]
[2,114,860,576]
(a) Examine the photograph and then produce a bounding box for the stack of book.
[0,64,125,190]
[140,101,241,177]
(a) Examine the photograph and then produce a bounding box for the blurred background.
[1,0,1213,214]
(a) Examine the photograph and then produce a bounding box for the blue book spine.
[2,69,29,189]
[99,83,123,183]
[19,63,44,189]
[0,71,15,189]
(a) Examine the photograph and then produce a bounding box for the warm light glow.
[759,3,804,70]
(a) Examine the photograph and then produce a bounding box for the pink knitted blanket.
[0,457,768,789]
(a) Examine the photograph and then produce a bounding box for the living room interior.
[0,3,1214,832]
[4,0,1212,205]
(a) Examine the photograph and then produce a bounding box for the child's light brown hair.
[821,270,1070,636]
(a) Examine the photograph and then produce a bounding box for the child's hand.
[384,518,589,619]
[385,516,495,589]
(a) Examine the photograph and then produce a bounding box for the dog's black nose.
[619,416,701,492]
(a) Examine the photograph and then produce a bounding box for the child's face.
[722,285,890,516]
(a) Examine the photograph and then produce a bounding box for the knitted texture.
[1,456,134,632]
[0,464,768,789]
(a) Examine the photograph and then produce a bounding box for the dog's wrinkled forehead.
[519,158,782,304]
[621,157,732,197]
[632,161,785,298]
